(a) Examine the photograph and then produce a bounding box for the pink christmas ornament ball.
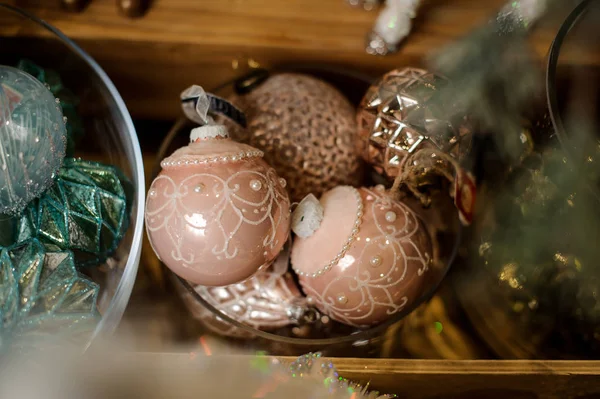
[291,185,433,327]
[145,125,291,286]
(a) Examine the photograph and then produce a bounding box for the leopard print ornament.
[223,73,363,202]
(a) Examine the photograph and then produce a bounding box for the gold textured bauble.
[223,73,363,202]
[357,67,472,178]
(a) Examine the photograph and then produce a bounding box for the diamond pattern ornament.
[357,67,472,178]
[0,239,100,349]
[14,158,132,267]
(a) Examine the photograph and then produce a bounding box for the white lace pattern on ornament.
[145,168,288,265]
[302,188,430,328]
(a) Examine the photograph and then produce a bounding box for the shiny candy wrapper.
[13,158,131,267]
[0,239,100,349]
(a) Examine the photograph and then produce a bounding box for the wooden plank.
[0,0,573,120]
[7,0,506,49]
[329,358,600,399]
[114,354,600,399]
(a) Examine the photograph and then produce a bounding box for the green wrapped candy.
[0,239,100,349]
[14,158,132,267]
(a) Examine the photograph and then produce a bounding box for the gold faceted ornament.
[357,67,473,178]
[222,73,363,202]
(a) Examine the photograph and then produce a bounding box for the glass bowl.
[0,4,144,348]
[154,65,462,355]
[547,0,600,196]
[454,0,600,360]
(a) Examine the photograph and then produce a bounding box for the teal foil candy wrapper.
[0,239,100,349]
[15,158,132,267]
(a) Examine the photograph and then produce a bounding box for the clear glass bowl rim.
[0,3,145,348]
[546,1,597,160]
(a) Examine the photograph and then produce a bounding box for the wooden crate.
[2,1,600,396]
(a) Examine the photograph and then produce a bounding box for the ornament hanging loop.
[180,85,247,128]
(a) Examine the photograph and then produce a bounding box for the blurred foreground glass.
[0,4,144,348]
[455,0,600,359]
[547,0,600,195]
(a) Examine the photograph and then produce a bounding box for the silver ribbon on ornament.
[181,85,247,127]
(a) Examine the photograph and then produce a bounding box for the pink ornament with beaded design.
[146,87,291,287]
[291,185,432,327]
